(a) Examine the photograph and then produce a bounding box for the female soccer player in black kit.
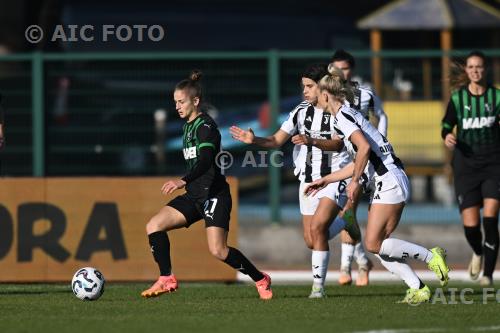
[441,51,500,286]
[141,71,272,299]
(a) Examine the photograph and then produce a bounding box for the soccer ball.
[71,267,105,301]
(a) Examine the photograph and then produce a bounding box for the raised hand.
[230,126,255,144]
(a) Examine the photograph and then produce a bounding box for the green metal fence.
[0,49,498,223]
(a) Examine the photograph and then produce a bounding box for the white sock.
[328,217,345,240]
[312,250,330,289]
[340,243,355,271]
[375,254,421,289]
[379,238,432,263]
[354,242,369,267]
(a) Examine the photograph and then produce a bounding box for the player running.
[142,71,272,300]
[442,51,500,286]
[230,63,364,298]
[305,66,450,304]
[330,49,388,286]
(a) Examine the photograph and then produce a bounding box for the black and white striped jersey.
[348,83,388,137]
[281,101,351,183]
[334,105,403,177]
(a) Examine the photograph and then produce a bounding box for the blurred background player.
[330,49,388,286]
[441,51,500,286]
[306,66,450,304]
[230,63,362,298]
[142,71,272,300]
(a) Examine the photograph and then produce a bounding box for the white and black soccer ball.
[71,267,105,301]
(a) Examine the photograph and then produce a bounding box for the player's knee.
[303,235,313,249]
[146,214,165,234]
[310,221,325,237]
[208,246,228,261]
[364,239,381,254]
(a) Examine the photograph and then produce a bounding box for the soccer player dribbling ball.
[141,71,272,300]
[305,65,450,304]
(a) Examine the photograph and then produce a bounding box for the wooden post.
[441,29,452,103]
[371,29,382,96]
[422,58,432,100]
[440,29,453,184]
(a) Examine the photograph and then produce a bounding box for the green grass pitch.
[0,283,499,333]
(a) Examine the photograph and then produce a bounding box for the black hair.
[302,63,328,83]
[331,49,355,68]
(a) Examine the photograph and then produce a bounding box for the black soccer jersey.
[181,113,228,200]
[442,85,500,157]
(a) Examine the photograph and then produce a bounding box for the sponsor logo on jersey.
[485,103,492,113]
[354,95,360,106]
[305,116,312,122]
[183,146,197,160]
[462,117,496,130]
[323,114,330,124]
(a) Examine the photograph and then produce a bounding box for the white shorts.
[299,180,349,215]
[370,168,410,204]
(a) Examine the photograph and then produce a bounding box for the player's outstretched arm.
[304,162,354,197]
[291,134,344,151]
[230,125,290,149]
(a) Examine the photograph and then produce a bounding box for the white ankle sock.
[354,242,369,267]
[375,254,421,289]
[312,250,330,288]
[340,243,355,271]
[379,238,432,263]
[328,217,345,240]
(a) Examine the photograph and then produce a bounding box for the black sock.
[148,231,172,276]
[223,247,264,282]
[418,279,426,290]
[464,225,483,255]
[482,217,499,278]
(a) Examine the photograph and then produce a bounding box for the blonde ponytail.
[319,64,355,104]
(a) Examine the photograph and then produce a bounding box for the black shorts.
[452,150,500,211]
[167,191,232,230]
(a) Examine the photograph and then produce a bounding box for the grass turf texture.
[0,283,499,333]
